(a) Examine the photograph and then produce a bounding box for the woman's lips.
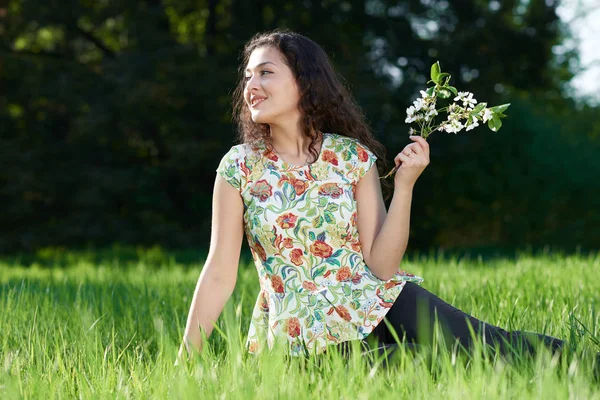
[251,98,266,108]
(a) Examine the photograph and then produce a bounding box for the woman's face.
[244,46,301,125]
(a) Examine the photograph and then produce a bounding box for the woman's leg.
[367,282,566,359]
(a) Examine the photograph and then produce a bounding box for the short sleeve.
[216,145,246,191]
[355,141,377,181]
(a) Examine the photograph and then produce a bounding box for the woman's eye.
[244,70,271,82]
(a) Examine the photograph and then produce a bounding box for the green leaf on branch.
[446,86,458,96]
[426,87,435,97]
[437,72,450,81]
[438,89,451,99]
[431,61,441,84]
[488,115,502,132]
[471,102,487,116]
[491,103,511,114]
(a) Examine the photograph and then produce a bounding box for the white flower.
[481,108,493,123]
[412,98,426,111]
[408,127,416,136]
[424,107,438,122]
[453,91,470,101]
[420,90,431,99]
[454,91,477,109]
[444,119,464,134]
[466,119,479,131]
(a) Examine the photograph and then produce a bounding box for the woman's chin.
[251,113,271,124]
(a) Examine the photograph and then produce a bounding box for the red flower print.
[276,213,298,229]
[279,175,308,196]
[350,211,357,227]
[321,149,339,166]
[259,291,269,312]
[253,242,267,262]
[302,281,317,291]
[248,340,260,353]
[293,179,308,196]
[398,269,415,277]
[335,305,352,322]
[318,183,343,199]
[351,273,362,284]
[241,161,251,177]
[282,238,294,248]
[290,248,304,266]
[309,240,333,258]
[264,149,279,162]
[350,241,362,252]
[271,275,285,294]
[384,281,401,290]
[356,145,369,162]
[336,266,352,282]
[250,180,272,202]
[287,317,301,338]
[376,288,393,308]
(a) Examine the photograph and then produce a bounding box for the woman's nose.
[246,74,261,90]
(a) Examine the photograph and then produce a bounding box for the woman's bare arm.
[178,173,245,359]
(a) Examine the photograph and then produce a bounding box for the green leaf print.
[324,211,335,224]
[342,285,352,296]
[325,203,339,213]
[298,307,308,318]
[308,231,316,241]
[312,215,324,228]
[318,196,328,208]
[342,150,352,161]
[293,217,309,236]
[283,294,293,310]
[306,315,315,328]
[311,265,327,279]
[314,309,324,322]
[308,294,318,306]
[325,258,340,267]
[306,207,318,217]
[352,289,362,299]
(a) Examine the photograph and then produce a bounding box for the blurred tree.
[0,0,597,253]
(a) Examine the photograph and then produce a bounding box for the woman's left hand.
[393,135,430,188]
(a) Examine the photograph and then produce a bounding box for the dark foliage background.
[1,0,599,254]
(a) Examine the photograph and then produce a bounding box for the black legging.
[359,282,566,360]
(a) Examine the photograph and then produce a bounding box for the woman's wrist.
[394,181,415,192]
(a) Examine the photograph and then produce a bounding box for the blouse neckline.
[266,133,330,169]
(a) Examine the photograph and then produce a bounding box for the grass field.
[1,247,599,399]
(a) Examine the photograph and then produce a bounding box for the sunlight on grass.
[1,250,599,398]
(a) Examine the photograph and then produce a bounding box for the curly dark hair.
[232,29,394,198]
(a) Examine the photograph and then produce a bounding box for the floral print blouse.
[216,132,424,357]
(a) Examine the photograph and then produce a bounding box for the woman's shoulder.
[326,133,376,158]
[219,141,264,161]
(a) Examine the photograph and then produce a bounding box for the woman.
[178,29,567,363]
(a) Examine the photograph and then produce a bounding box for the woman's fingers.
[394,153,412,166]
[409,135,430,157]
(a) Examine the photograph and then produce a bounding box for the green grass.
[1,248,600,399]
